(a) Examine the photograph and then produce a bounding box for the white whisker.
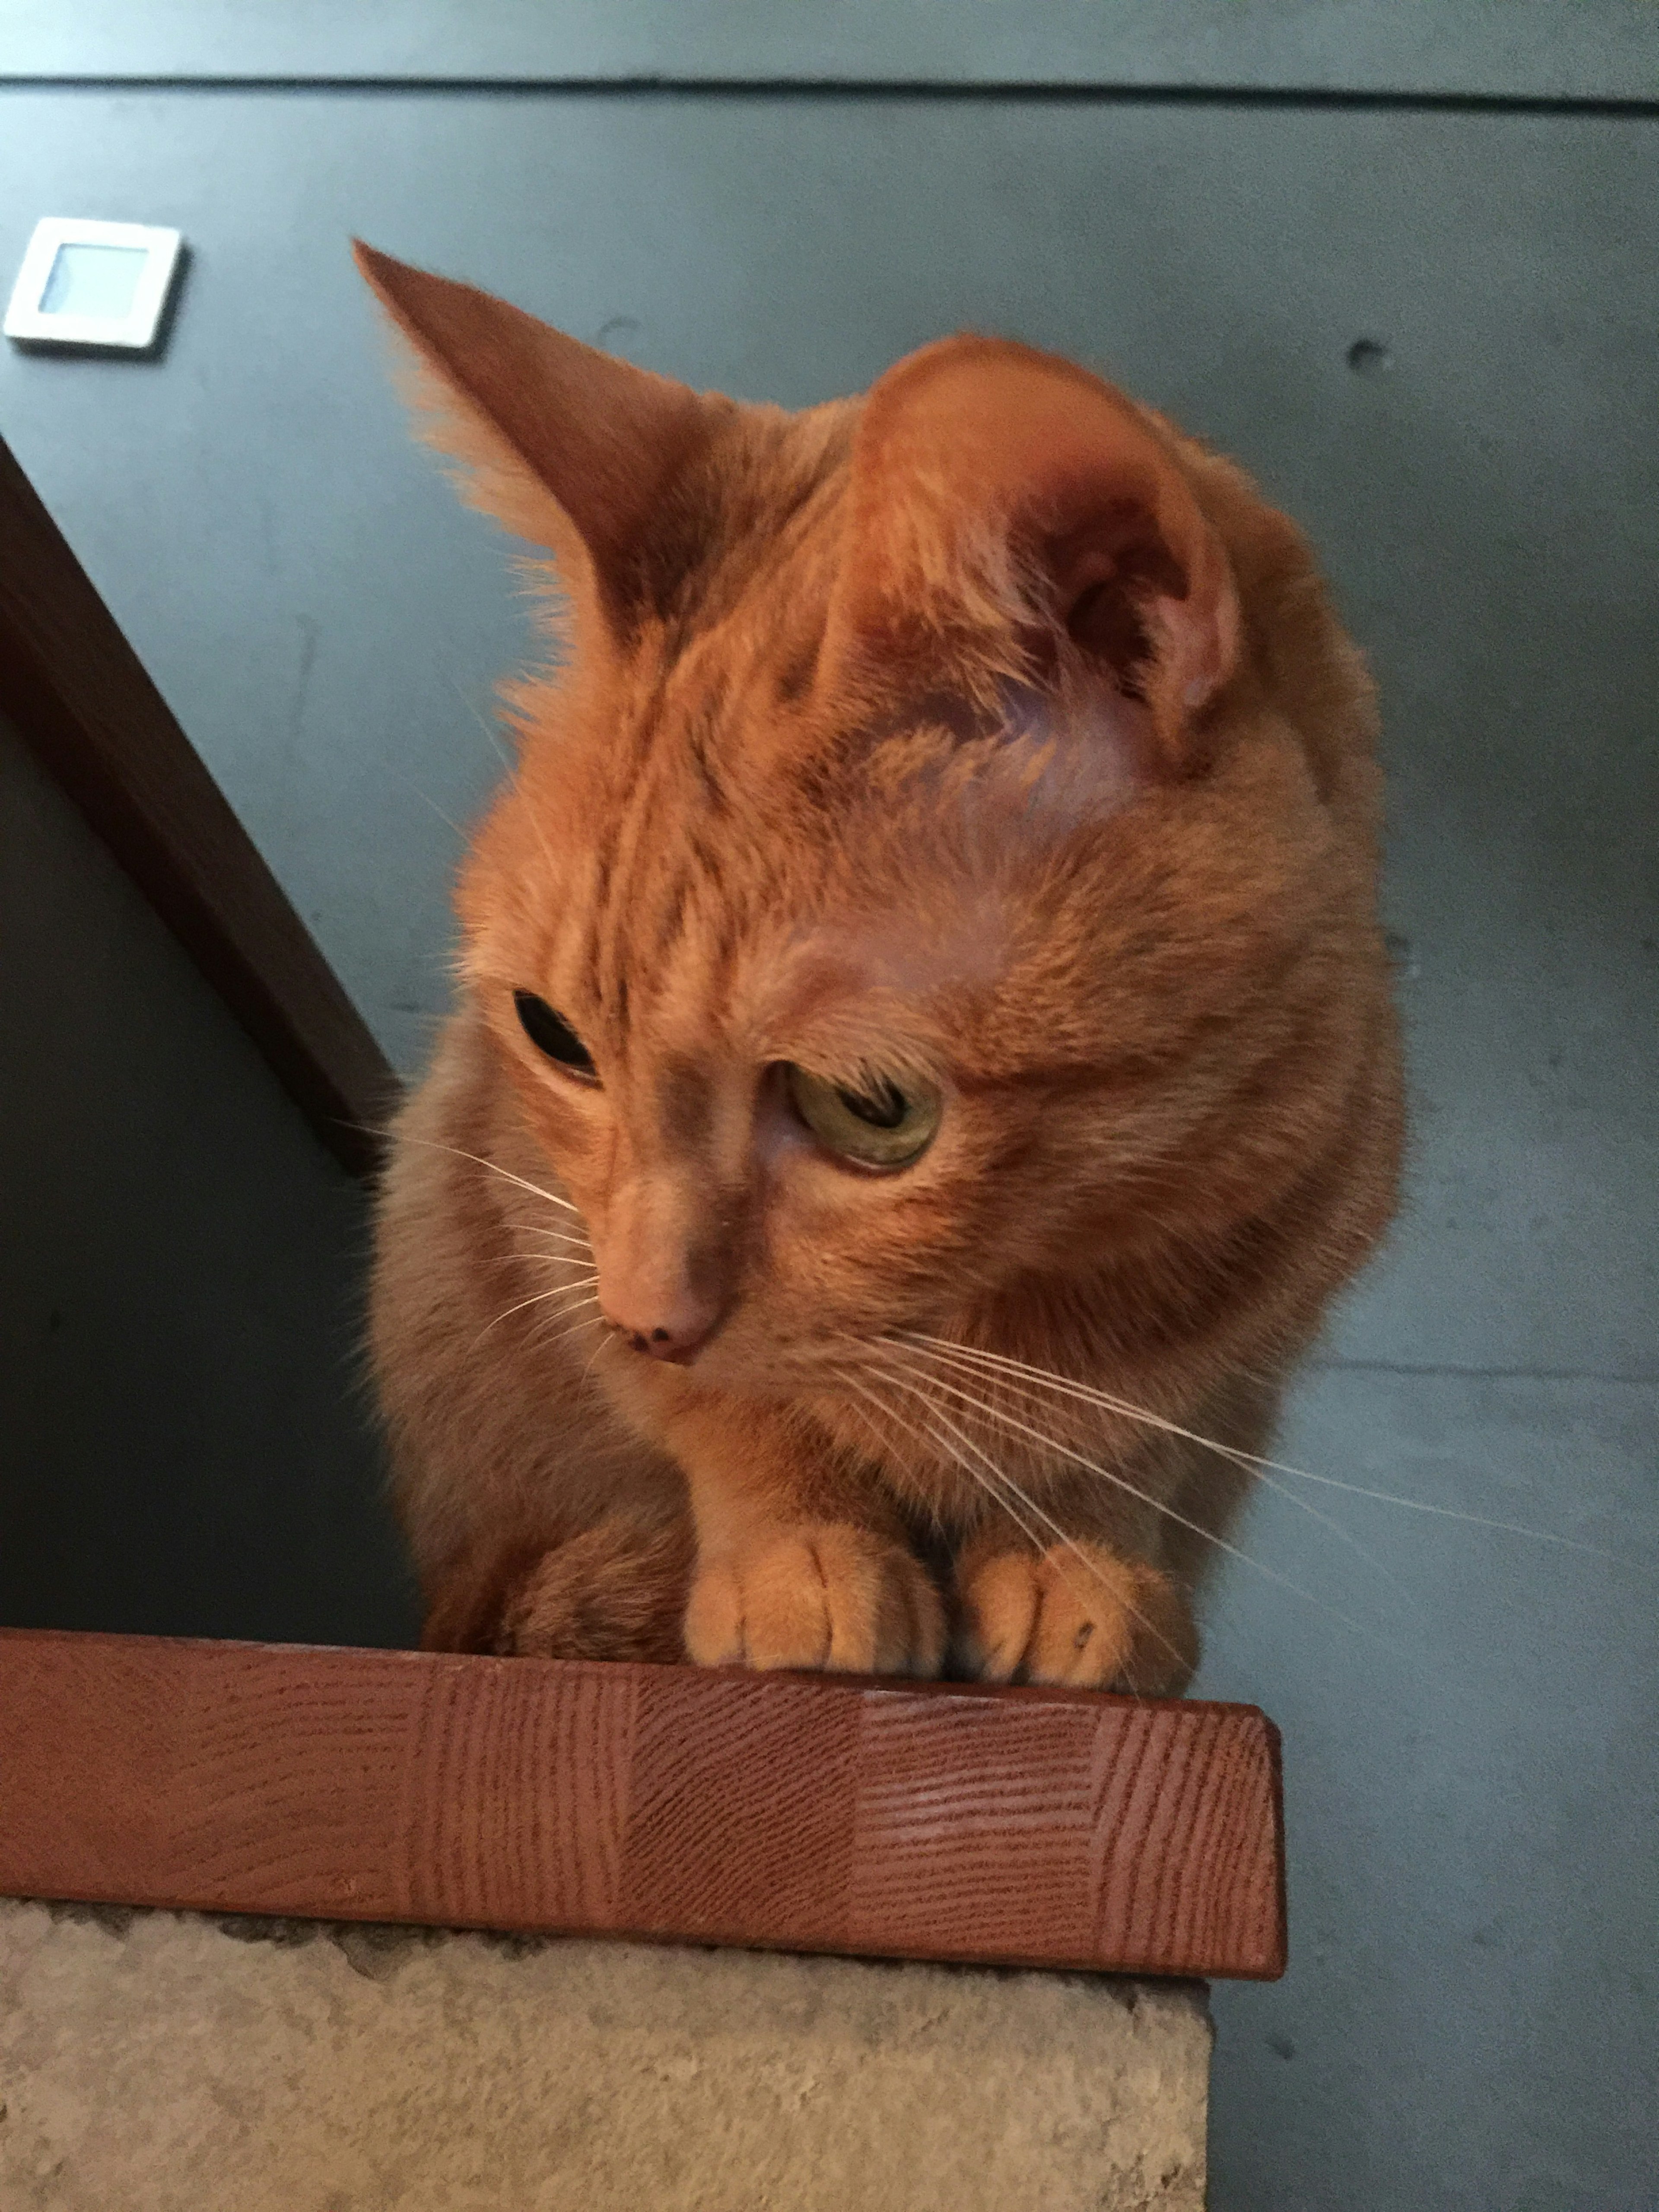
[447,673,515,774]
[577,1319,613,1377]
[899,1334,1411,1606]
[530,1301,606,1355]
[870,1368,1187,1678]
[508,1239,597,1265]
[515,1226,595,1252]
[473,1276,600,1348]
[446,673,563,884]
[391,769,465,840]
[902,1331,1611,1559]
[395,1133,584,1217]
[837,1372,1058,1567]
[875,1343,1397,1653]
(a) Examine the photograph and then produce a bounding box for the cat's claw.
[956,1544,1197,1695]
[686,1526,946,1678]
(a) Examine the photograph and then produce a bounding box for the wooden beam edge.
[0,1628,1286,1981]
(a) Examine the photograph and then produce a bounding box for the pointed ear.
[353,241,726,639]
[824,337,1240,763]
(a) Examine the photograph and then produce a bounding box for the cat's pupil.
[839,1080,907,1130]
[513,990,595,1076]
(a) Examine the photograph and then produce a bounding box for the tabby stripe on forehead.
[658,1055,715,1153]
[584,836,617,1013]
[686,702,728,817]
[654,874,690,962]
[589,672,677,1010]
[701,906,743,1013]
[591,779,660,1034]
[773,627,820,703]
[658,823,728,968]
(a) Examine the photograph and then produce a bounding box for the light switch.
[5,218,184,352]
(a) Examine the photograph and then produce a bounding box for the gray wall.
[0,713,416,1647]
[0,44,1654,2212]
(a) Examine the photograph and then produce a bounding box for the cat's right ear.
[353,242,726,644]
[822,336,1240,769]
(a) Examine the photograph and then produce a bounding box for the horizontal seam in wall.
[1311,1360,1659,1389]
[0,80,1656,118]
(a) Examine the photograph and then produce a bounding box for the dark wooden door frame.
[0,432,394,1176]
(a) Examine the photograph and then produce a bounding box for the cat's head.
[359,244,1377,1392]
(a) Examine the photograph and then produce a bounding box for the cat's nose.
[600,1288,722,1364]
[597,1181,729,1364]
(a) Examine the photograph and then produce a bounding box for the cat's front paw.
[686,1526,946,1677]
[956,1543,1197,1694]
[496,1513,690,1663]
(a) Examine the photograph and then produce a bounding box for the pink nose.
[599,1290,722,1364]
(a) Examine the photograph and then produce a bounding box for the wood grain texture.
[0,1629,1284,1977]
[0,435,394,1175]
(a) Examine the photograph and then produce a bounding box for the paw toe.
[958,1545,1195,1694]
[687,1528,943,1678]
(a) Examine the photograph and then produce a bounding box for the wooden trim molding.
[0,1630,1287,1979]
[0,434,395,1176]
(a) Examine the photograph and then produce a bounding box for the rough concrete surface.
[0,1897,1211,2210]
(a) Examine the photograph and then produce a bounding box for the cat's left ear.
[824,336,1241,766]
[353,242,728,644]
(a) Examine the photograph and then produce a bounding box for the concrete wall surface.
[0,1898,1212,2212]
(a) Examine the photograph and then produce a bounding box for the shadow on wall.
[0,715,417,1648]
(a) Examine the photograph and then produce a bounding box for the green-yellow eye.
[785,1064,941,1170]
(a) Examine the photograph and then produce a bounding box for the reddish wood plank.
[0,434,394,1175]
[848,1691,1099,1964]
[397,1655,637,1928]
[0,1628,1285,1978]
[622,1669,862,1951]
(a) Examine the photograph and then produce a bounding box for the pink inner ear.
[1044,494,1193,702]
[1033,464,1240,741]
[832,339,1241,759]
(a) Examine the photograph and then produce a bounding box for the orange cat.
[359,242,1402,1694]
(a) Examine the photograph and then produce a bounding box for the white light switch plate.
[5,218,184,351]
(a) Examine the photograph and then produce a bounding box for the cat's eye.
[784,1064,941,1170]
[513,990,598,1082]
